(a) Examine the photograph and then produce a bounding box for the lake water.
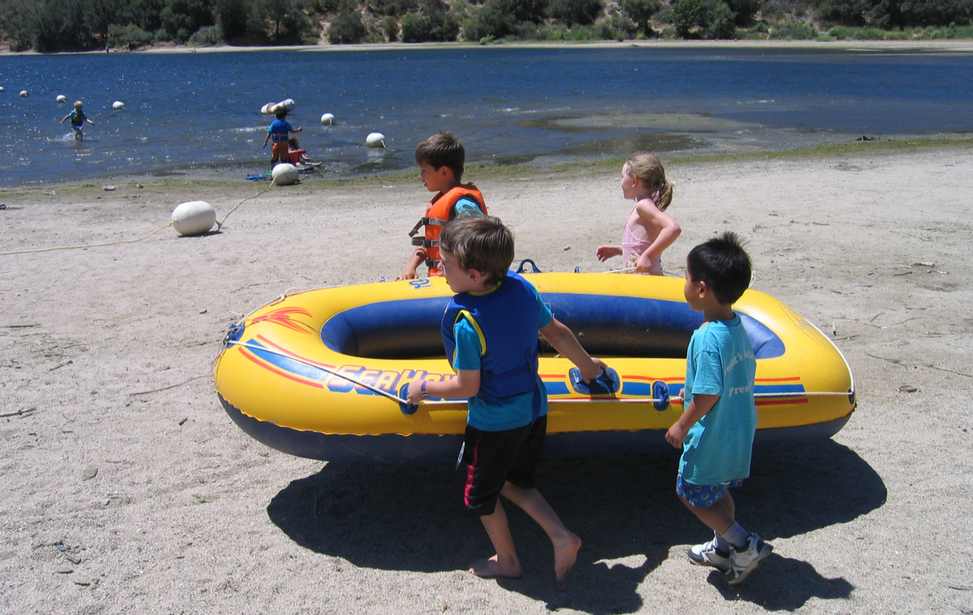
[1,47,972,187]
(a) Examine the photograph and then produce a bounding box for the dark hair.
[687,232,752,305]
[274,109,288,119]
[439,216,513,284]
[415,132,465,182]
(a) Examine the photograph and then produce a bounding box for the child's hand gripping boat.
[214,273,855,461]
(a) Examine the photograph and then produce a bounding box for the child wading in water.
[666,232,772,585]
[60,101,94,142]
[596,152,681,274]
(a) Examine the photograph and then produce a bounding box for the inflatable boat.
[214,272,855,461]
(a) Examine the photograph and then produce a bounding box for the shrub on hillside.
[382,15,399,40]
[329,9,367,42]
[462,0,517,40]
[620,0,661,35]
[400,8,459,41]
[672,0,735,38]
[107,23,156,49]
[547,0,604,25]
[769,19,816,38]
[188,24,224,45]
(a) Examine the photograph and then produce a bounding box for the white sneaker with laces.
[726,533,773,585]
[687,537,730,572]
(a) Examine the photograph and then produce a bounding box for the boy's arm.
[634,202,681,271]
[406,369,480,404]
[539,318,606,382]
[59,114,69,123]
[665,394,718,448]
[291,127,303,133]
[399,249,425,280]
[262,133,270,148]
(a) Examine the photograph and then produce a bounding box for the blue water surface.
[1,47,972,186]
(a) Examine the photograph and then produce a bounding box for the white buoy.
[279,98,296,111]
[366,132,386,148]
[0,86,5,92]
[112,100,125,111]
[320,113,335,126]
[19,90,28,97]
[271,163,300,186]
[56,94,67,103]
[171,201,216,236]
[260,103,275,115]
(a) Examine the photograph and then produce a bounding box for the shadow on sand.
[267,440,880,613]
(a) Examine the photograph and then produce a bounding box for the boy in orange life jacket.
[400,132,487,280]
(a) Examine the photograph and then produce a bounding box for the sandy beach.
[1,146,971,614]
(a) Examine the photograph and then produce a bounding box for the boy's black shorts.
[462,416,547,516]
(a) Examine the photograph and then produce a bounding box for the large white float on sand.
[172,201,216,236]
[272,163,300,186]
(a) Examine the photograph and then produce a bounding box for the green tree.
[462,0,513,39]
[160,0,214,41]
[726,0,759,25]
[34,0,95,50]
[672,0,735,38]
[83,0,130,43]
[328,8,366,42]
[0,0,39,50]
[214,0,249,39]
[400,2,459,40]
[547,0,603,24]
[619,0,661,34]
[257,0,310,42]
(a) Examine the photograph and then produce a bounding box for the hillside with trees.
[1,0,971,52]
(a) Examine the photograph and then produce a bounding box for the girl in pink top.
[596,152,681,275]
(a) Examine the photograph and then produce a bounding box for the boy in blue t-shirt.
[262,108,302,169]
[665,232,772,585]
[405,216,606,586]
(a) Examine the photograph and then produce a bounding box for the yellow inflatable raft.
[214,272,855,461]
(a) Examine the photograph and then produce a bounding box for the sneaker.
[726,533,773,585]
[687,537,730,573]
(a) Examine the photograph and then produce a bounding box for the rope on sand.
[0,221,174,256]
[0,181,276,257]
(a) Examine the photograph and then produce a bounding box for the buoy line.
[0,182,278,257]
[0,221,174,256]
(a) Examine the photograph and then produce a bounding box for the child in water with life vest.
[596,152,681,274]
[666,232,772,585]
[59,101,94,141]
[262,108,302,169]
[405,216,608,586]
[400,132,486,280]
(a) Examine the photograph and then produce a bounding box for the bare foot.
[468,555,523,579]
[554,533,582,587]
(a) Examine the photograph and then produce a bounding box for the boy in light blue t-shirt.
[665,232,772,585]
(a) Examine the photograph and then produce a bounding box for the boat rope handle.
[223,340,854,416]
[224,340,406,405]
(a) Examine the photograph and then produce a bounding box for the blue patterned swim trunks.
[676,474,744,508]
